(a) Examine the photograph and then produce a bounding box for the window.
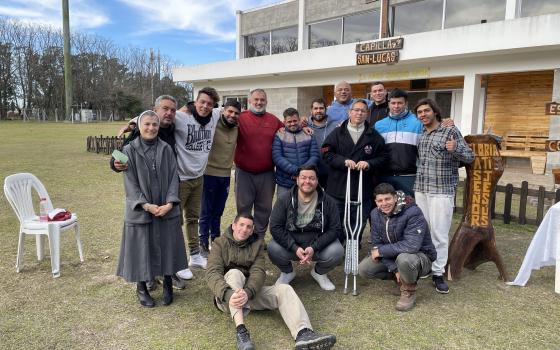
[309,18,342,49]
[245,32,270,57]
[245,26,298,58]
[272,27,298,54]
[445,0,505,28]
[343,10,380,44]
[225,96,248,111]
[391,0,444,36]
[521,0,560,17]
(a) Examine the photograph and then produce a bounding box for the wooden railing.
[86,135,124,155]
[454,180,560,226]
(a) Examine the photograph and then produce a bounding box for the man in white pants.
[413,98,474,294]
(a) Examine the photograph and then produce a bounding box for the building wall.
[297,86,324,117]
[240,1,298,35]
[305,0,379,23]
[265,87,299,118]
[484,70,553,137]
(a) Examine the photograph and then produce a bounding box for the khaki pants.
[215,269,312,339]
[179,177,203,254]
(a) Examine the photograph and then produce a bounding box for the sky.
[0,0,279,66]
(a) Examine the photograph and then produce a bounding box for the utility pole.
[62,0,73,122]
[150,48,154,104]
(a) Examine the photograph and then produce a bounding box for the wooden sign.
[546,140,560,152]
[357,51,399,65]
[447,135,509,282]
[355,38,404,53]
[545,102,560,115]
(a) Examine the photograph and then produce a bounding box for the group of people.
[111,80,475,350]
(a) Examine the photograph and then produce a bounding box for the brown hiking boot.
[395,282,417,312]
[385,272,401,296]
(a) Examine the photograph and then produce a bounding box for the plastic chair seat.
[3,173,84,278]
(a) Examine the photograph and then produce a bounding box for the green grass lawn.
[0,121,559,350]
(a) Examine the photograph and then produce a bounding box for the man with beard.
[198,100,242,256]
[307,98,337,189]
[234,89,284,240]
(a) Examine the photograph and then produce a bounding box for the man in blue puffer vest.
[272,108,320,198]
[358,183,436,312]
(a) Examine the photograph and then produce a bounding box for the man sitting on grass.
[206,213,336,350]
[358,183,436,311]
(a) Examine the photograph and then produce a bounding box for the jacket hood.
[224,225,258,247]
[386,190,415,217]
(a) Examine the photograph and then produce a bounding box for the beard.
[312,113,326,122]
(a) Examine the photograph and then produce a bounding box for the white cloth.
[507,202,560,290]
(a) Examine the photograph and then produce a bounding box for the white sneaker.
[275,271,296,285]
[189,253,207,269]
[176,268,193,280]
[310,268,335,291]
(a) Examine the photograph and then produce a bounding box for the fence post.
[536,186,546,225]
[504,183,513,224]
[518,181,528,225]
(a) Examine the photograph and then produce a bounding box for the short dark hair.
[370,81,385,89]
[297,165,319,177]
[224,100,241,111]
[414,98,443,122]
[234,213,254,223]
[283,107,299,119]
[388,88,408,101]
[197,87,220,104]
[310,98,326,109]
[374,183,396,197]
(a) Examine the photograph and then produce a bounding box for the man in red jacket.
[234,89,284,239]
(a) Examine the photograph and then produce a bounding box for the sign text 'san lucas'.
[357,51,399,65]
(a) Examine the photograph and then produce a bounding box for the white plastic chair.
[3,173,84,278]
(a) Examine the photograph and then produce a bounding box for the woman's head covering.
[137,110,160,126]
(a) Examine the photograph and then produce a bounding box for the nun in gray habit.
[116,110,187,307]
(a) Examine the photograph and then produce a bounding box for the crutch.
[343,167,363,296]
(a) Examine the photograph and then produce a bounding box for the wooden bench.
[499,133,548,174]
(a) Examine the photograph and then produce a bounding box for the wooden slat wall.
[429,76,464,89]
[484,71,553,137]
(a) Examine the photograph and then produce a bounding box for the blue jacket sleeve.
[302,137,320,168]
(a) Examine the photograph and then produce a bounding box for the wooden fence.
[86,135,124,155]
[454,180,560,226]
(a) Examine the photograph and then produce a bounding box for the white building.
[173,0,560,170]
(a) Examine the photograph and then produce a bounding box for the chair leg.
[75,223,84,262]
[48,226,61,278]
[16,231,25,273]
[36,235,45,261]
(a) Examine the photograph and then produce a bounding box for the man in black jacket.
[268,165,344,291]
[367,81,389,125]
[358,183,436,312]
[322,99,387,242]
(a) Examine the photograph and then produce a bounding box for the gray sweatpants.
[235,167,276,239]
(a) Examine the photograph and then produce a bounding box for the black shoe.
[136,282,155,308]
[162,275,173,306]
[295,328,336,350]
[171,273,186,290]
[432,275,449,294]
[146,279,158,291]
[236,328,256,350]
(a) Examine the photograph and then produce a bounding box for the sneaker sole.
[295,334,336,350]
[432,282,450,294]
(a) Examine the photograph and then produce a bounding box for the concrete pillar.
[236,10,243,59]
[505,0,519,20]
[298,0,306,51]
[546,68,560,172]
[460,73,482,136]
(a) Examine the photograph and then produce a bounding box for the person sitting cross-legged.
[268,165,344,291]
[358,183,437,311]
[206,213,336,350]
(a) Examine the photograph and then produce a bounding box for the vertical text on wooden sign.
[468,143,497,226]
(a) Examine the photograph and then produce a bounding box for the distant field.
[0,121,558,350]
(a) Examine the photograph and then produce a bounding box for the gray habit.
[116,137,187,282]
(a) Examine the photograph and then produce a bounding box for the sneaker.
[189,253,208,269]
[295,328,336,350]
[275,271,296,285]
[176,268,194,280]
[310,268,335,291]
[146,279,158,291]
[236,328,256,350]
[432,275,450,294]
[171,273,186,289]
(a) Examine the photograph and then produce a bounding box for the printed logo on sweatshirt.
[185,125,212,152]
[364,144,373,154]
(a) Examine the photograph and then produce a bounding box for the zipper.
[385,217,392,243]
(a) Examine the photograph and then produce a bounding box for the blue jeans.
[199,175,231,247]
[378,175,416,197]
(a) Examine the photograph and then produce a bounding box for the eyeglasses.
[351,108,368,114]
